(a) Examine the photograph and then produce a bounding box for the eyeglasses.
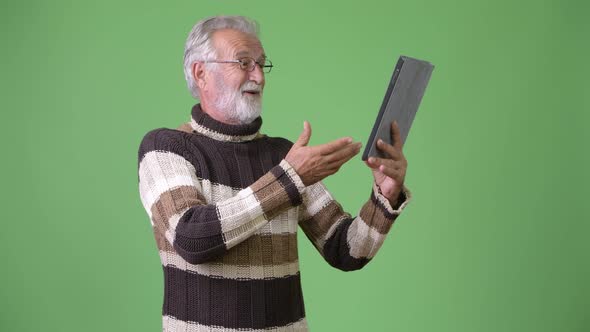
[203,57,274,73]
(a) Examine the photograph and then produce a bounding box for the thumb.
[295,120,312,147]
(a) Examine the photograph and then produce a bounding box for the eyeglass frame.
[201,57,274,73]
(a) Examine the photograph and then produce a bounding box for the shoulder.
[138,127,184,152]
[137,127,194,164]
[259,135,294,156]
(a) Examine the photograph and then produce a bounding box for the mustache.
[240,81,262,93]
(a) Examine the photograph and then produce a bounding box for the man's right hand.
[285,121,362,186]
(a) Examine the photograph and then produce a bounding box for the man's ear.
[193,62,207,90]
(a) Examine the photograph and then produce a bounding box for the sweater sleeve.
[137,129,305,265]
[298,180,412,271]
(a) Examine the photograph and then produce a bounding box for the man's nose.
[248,63,265,85]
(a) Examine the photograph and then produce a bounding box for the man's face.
[207,29,266,124]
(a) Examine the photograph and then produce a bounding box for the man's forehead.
[212,29,265,58]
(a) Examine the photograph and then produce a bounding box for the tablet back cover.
[362,55,434,161]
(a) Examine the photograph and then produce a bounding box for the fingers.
[316,136,354,155]
[325,142,361,163]
[378,164,403,180]
[367,157,404,180]
[375,139,401,160]
[294,121,312,147]
[326,143,361,169]
[366,156,401,171]
[391,120,403,150]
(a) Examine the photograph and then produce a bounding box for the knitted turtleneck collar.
[189,103,263,142]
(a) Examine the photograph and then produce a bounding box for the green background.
[1,0,588,331]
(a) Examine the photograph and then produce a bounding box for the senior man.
[138,15,412,332]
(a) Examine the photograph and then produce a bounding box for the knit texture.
[137,104,412,331]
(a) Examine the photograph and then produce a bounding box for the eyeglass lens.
[240,58,272,73]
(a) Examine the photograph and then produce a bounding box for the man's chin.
[234,105,261,124]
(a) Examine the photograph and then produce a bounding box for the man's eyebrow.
[235,51,266,60]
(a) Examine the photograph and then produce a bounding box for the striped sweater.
[137,104,412,331]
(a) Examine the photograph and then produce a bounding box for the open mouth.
[242,90,261,96]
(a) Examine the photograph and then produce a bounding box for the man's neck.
[199,100,241,125]
[188,103,263,143]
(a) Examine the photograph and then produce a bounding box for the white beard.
[212,75,263,125]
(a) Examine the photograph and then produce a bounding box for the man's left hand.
[364,120,408,206]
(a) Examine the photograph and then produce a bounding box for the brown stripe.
[300,200,349,246]
[251,169,293,220]
[152,221,174,252]
[154,231,298,266]
[249,167,279,193]
[272,164,302,206]
[359,198,395,235]
[150,185,207,230]
[207,233,298,266]
[149,185,207,254]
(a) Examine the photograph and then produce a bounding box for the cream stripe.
[279,159,305,193]
[161,207,296,239]
[163,315,309,332]
[190,118,260,142]
[168,209,188,232]
[139,154,305,215]
[265,207,299,235]
[159,250,300,279]
[140,152,300,238]
[302,181,334,217]
[346,215,387,259]
[218,187,265,229]
[217,186,269,248]
[372,183,412,215]
[200,178,231,203]
[203,179,299,236]
[139,151,202,216]
[162,210,190,246]
[223,214,268,249]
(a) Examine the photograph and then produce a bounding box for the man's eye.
[239,58,254,68]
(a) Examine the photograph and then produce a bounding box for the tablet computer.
[362,55,434,161]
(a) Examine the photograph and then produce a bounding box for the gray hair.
[183,16,260,99]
